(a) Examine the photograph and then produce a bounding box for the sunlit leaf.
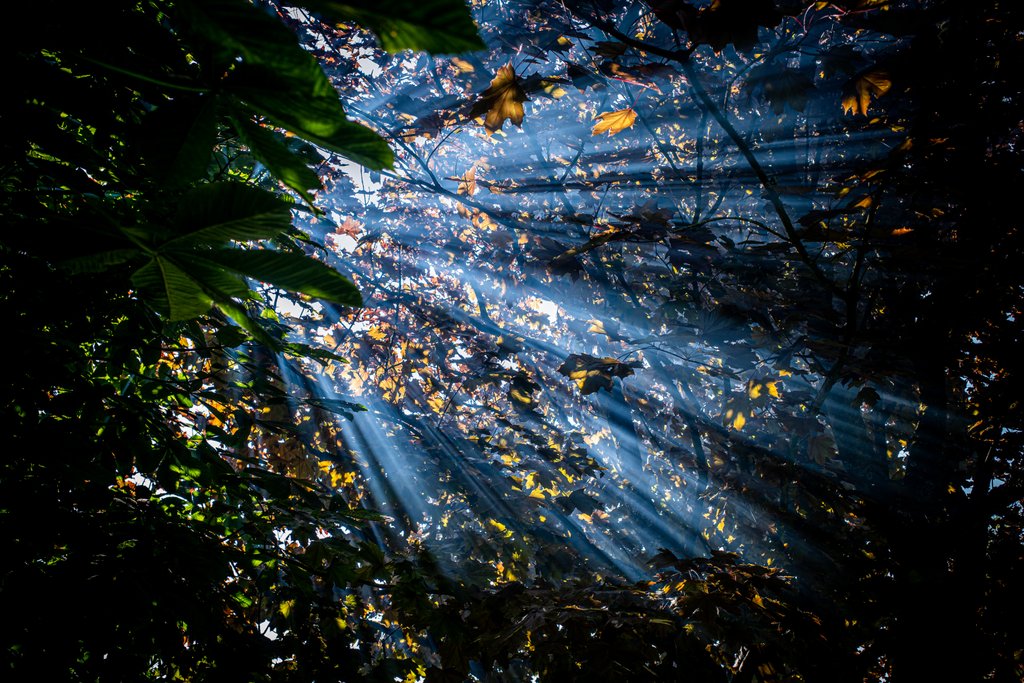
[206,249,363,307]
[842,69,892,115]
[230,115,322,206]
[591,108,637,136]
[557,354,638,394]
[468,64,528,134]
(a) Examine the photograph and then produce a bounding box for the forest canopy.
[2,1,1022,681]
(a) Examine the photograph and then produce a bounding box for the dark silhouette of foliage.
[3,1,1023,682]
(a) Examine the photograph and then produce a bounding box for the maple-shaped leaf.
[591,108,637,136]
[557,353,639,395]
[468,64,528,133]
[456,166,477,196]
[842,68,891,115]
[335,217,362,238]
[608,201,675,237]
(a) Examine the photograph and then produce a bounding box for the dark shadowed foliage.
[2,1,1022,682]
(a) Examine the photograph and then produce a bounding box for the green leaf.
[215,297,285,350]
[305,0,485,54]
[227,59,348,139]
[283,342,349,365]
[59,248,141,274]
[288,118,393,171]
[177,0,309,69]
[175,255,252,300]
[333,506,386,523]
[229,115,322,205]
[131,248,256,322]
[132,257,213,320]
[215,324,250,348]
[206,249,363,307]
[170,182,293,246]
[131,259,170,316]
[228,68,393,169]
[305,396,367,420]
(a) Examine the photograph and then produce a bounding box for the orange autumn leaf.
[591,108,637,136]
[469,64,528,134]
[335,217,362,238]
[842,69,892,116]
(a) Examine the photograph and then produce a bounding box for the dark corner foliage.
[1,1,1022,681]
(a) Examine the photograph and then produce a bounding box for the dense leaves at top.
[3,0,1024,682]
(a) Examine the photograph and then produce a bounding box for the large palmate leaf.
[227,63,392,169]
[180,0,394,171]
[206,249,363,307]
[304,0,485,54]
[131,251,257,321]
[60,248,141,274]
[227,60,349,139]
[230,115,322,205]
[169,182,293,246]
[132,256,212,320]
[287,118,394,171]
[177,0,309,69]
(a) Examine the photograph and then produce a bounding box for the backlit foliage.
[3,1,1023,681]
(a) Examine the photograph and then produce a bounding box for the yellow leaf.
[540,80,567,99]
[279,599,296,618]
[732,411,747,430]
[427,394,447,413]
[842,69,892,116]
[450,57,475,73]
[510,388,534,406]
[470,64,528,134]
[591,108,637,136]
[457,166,477,196]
